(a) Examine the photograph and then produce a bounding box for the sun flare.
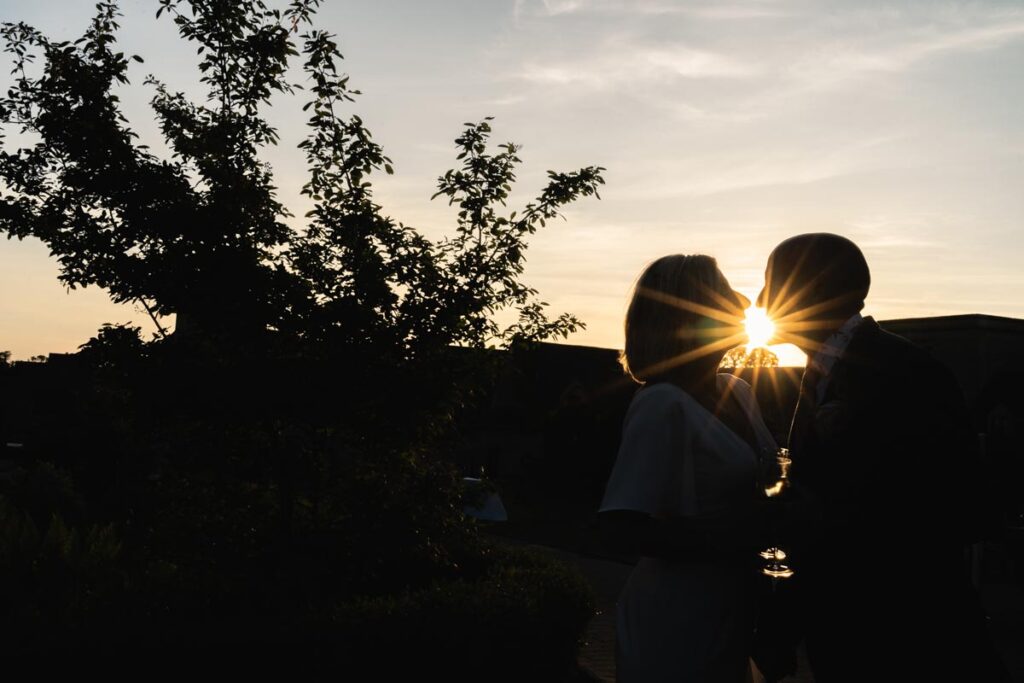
[744,307,775,349]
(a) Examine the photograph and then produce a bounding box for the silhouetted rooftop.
[880,313,1024,334]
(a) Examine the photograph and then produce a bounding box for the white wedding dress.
[600,374,777,683]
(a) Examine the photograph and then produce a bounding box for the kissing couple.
[598,233,1008,682]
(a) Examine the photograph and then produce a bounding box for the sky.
[1,0,1023,364]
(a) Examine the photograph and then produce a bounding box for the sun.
[743,306,775,349]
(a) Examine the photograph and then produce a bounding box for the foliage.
[0,464,125,640]
[77,323,146,368]
[0,455,594,672]
[0,0,604,449]
[0,1,306,339]
[0,1,603,668]
[333,544,595,680]
[0,0,603,354]
[720,345,779,369]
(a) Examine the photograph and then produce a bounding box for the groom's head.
[757,233,870,344]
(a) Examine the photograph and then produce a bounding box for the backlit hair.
[620,254,741,384]
[765,233,870,318]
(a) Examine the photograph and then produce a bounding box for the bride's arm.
[597,505,774,561]
[598,384,777,560]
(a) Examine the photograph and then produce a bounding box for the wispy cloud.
[540,0,588,15]
[513,0,587,22]
[518,43,761,88]
[608,133,907,199]
[515,0,791,20]
[506,3,1024,124]
[788,13,1024,88]
[845,215,946,250]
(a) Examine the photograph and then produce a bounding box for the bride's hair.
[620,254,743,384]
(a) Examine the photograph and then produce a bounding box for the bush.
[329,543,596,681]
[0,465,126,643]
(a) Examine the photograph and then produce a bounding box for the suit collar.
[806,313,866,401]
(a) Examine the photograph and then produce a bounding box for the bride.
[599,254,777,682]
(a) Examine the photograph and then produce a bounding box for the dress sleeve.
[599,387,690,517]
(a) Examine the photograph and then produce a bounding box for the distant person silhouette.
[752,233,1007,682]
[598,254,778,682]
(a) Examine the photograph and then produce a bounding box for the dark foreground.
[492,498,1024,683]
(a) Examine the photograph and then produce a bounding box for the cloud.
[640,7,1024,123]
[541,0,589,15]
[606,132,907,200]
[518,43,761,88]
[786,10,1024,90]
[478,93,529,107]
[513,0,589,21]
[508,3,1024,120]
[844,216,945,250]
[515,0,791,20]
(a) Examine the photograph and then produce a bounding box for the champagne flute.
[760,447,794,579]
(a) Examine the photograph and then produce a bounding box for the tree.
[0,0,603,354]
[0,3,293,339]
[720,345,779,369]
[0,2,604,667]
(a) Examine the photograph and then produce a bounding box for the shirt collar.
[808,312,864,379]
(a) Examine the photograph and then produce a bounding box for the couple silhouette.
[599,234,1007,682]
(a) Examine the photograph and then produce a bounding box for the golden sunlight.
[743,307,775,350]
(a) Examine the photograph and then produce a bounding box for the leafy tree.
[0,2,297,340]
[0,0,603,354]
[720,345,779,369]
[0,1,604,666]
[747,346,780,367]
[77,323,145,358]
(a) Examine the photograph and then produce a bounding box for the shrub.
[329,543,596,681]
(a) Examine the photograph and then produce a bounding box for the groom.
[752,234,1006,682]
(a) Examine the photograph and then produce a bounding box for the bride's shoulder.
[717,372,753,394]
[717,372,760,409]
[630,382,697,412]
[623,383,700,432]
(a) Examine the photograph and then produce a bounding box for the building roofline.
[541,313,1024,355]
[879,313,1024,334]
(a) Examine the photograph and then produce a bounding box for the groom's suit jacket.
[769,316,1003,682]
